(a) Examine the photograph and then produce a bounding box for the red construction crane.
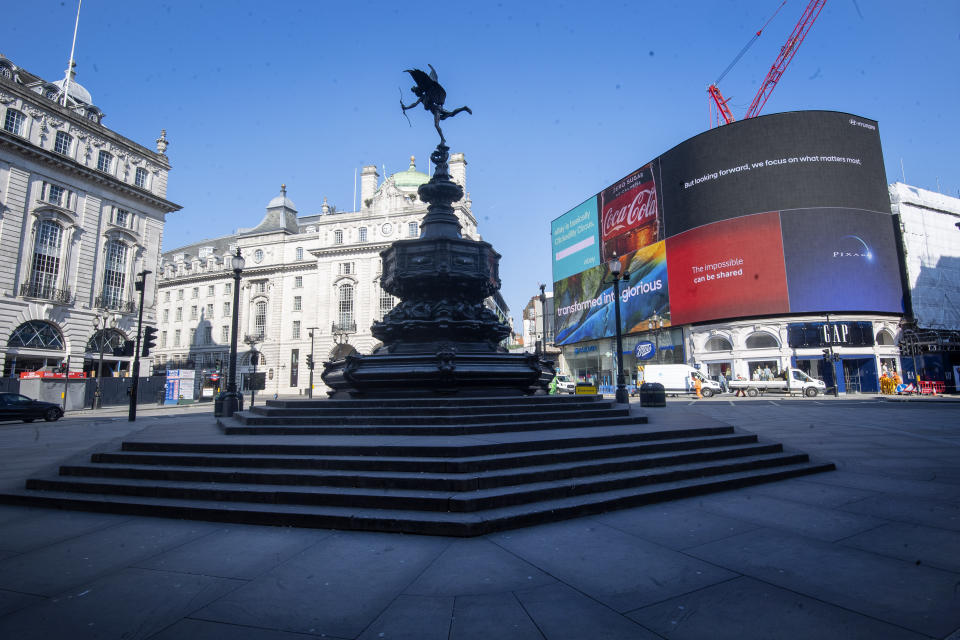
[708,0,827,127]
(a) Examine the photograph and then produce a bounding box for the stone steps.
[0,396,835,536]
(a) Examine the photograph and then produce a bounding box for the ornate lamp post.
[92,312,116,409]
[606,256,630,404]
[219,248,245,416]
[649,311,663,364]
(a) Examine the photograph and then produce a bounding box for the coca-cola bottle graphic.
[600,164,661,261]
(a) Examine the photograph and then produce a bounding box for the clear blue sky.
[4,0,958,328]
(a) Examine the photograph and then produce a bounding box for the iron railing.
[95,293,137,313]
[20,282,73,304]
[332,321,357,333]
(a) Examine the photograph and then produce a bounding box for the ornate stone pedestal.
[321,145,550,397]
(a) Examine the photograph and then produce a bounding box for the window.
[175,307,182,321]
[338,283,354,328]
[294,276,303,288]
[190,306,198,320]
[203,326,212,345]
[134,167,148,188]
[256,281,266,294]
[54,131,72,155]
[161,331,168,348]
[8,321,64,350]
[339,262,353,275]
[177,289,184,300]
[28,220,63,296]
[221,326,229,342]
[292,320,301,339]
[46,184,65,207]
[359,227,368,242]
[191,287,199,298]
[705,336,733,351]
[163,309,169,322]
[3,109,25,136]
[223,301,230,317]
[189,328,196,345]
[293,296,302,311]
[207,285,215,296]
[114,208,129,227]
[745,332,779,349]
[254,301,267,338]
[97,150,113,173]
[408,221,418,237]
[334,230,343,245]
[102,239,128,308]
[876,330,895,346]
[295,247,303,261]
[224,282,231,295]
[174,329,181,346]
[164,291,171,302]
[254,249,264,263]
[380,288,395,320]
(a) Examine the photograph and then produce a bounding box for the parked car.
[0,393,63,423]
[555,375,576,394]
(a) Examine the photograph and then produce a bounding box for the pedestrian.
[718,371,728,394]
[693,375,703,399]
[548,374,558,395]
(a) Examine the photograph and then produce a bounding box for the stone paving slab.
[0,400,958,639]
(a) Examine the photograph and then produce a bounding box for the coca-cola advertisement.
[599,162,662,262]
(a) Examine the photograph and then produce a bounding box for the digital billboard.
[550,110,903,346]
[551,198,601,281]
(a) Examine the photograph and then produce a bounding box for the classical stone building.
[154,155,508,397]
[0,55,178,379]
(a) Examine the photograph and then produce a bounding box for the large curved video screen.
[551,111,904,346]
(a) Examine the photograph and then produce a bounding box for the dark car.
[0,392,63,423]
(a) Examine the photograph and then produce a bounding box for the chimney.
[360,165,379,209]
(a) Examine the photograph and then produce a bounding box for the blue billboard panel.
[551,197,601,282]
[554,241,670,346]
[780,208,904,313]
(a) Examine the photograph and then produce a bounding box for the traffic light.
[141,326,158,357]
[305,354,314,369]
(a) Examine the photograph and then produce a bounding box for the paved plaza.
[0,396,957,639]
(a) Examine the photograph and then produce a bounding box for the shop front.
[559,328,684,393]
[788,320,883,393]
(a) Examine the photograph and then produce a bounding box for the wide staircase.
[4,396,834,536]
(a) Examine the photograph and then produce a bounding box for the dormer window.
[134,167,148,188]
[0,66,11,80]
[3,109,25,136]
[97,150,113,173]
[54,131,72,156]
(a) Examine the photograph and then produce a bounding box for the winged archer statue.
[400,64,472,145]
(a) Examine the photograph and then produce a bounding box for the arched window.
[876,330,895,346]
[338,283,354,329]
[28,219,64,298]
[85,328,127,354]
[102,239,128,309]
[745,332,780,349]
[253,300,267,339]
[705,336,733,351]
[8,321,64,350]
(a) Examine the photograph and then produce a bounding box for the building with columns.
[0,54,178,380]
[154,154,506,397]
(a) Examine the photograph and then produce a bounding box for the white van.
[639,364,722,398]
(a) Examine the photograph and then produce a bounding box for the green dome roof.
[392,156,429,190]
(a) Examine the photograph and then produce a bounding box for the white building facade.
[155,155,494,397]
[0,55,178,379]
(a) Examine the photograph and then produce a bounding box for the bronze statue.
[401,64,472,145]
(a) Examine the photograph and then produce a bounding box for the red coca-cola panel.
[600,163,661,261]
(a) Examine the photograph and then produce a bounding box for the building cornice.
[158,261,316,287]
[0,130,181,214]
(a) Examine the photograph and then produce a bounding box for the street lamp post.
[92,312,115,409]
[219,248,245,416]
[649,311,663,364]
[128,270,151,422]
[538,283,547,356]
[606,256,630,404]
